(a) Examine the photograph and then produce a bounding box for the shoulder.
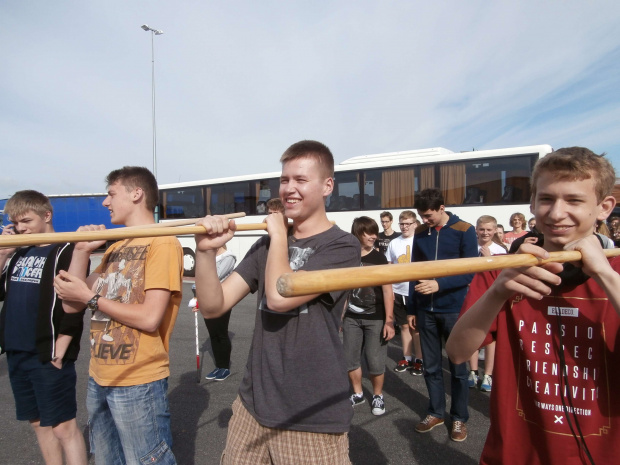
[415,224,430,236]
[449,219,474,233]
[365,249,388,265]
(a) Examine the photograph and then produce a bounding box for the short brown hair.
[266,198,284,213]
[280,140,335,178]
[531,147,616,202]
[380,211,393,221]
[476,215,497,228]
[351,216,379,242]
[106,166,159,212]
[4,190,53,220]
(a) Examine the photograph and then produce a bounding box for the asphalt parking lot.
[0,281,491,464]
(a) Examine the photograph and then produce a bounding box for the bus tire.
[183,248,196,277]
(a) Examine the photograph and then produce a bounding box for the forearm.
[264,233,317,312]
[62,249,95,313]
[54,334,73,360]
[592,268,620,317]
[95,298,165,332]
[67,249,92,280]
[195,249,227,316]
[265,233,294,311]
[382,285,395,324]
[445,287,506,364]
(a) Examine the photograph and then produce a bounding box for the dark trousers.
[418,310,469,422]
[203,309,232,369]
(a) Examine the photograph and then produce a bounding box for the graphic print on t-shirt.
[348,262,377,314]
[90,245,148,365]
[10,254,47,284]
[511,295,612,437]
[259,245,315,315]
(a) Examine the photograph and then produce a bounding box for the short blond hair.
[4,190,52,220]
[476,215,497,228]
[399,210,416,222]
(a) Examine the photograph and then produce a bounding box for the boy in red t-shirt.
[447,147,620,465]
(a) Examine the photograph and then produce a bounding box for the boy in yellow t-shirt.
[55,166,183,465]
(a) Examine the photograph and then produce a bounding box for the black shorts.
[8,351,78,427]
[393,294,409,327]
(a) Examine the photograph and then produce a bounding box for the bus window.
[464,155,536,205]
[327,171,361,211]
[440,162,466,206]
[363,167,418,209]
[161,187,206,219]
[252,178,280,214]
[207,182,251,215]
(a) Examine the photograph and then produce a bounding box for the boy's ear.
[43,211,52,223]
[323,177,334,197]
[132,187,144,203]
[597,195,616,221]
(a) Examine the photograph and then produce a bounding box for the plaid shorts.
[221,396,351,465]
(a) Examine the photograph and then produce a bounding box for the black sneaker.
[371,395,385,416]
[350,393,365,407]
[410,359,424,376]
[394,358,412,372]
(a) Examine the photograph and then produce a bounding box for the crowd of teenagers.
[1,141,619,465]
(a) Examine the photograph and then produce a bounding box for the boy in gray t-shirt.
[195,140,360,464]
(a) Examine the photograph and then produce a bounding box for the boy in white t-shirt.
[385,210,423,375]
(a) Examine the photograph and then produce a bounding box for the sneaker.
[480,374,492,392]
[371,395,385,416]
[468,370,479,388]
[205,368,220,380]
[394,358,412,372]
[451,420,468,442]
[350,393,365,407]
[415,415,444,433]
[410,359,424,376]
[214,368,231,381]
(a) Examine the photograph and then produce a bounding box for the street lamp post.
[141,24,163,180]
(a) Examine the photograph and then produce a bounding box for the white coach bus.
[158,144,553,276]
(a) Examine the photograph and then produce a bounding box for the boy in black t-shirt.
[0,190,87,465]
[374,211,401,254]
[344,216,395,416]
[194,140,360,464]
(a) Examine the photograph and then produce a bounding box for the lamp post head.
[141,24,164,35]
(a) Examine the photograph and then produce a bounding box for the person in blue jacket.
[407,188,477,442]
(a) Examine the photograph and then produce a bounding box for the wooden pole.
[276,248,620,297]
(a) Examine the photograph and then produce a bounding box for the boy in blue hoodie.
[408,188,477,442]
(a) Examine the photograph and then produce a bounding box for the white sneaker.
[468,370,479,388]
[480,374,492,392]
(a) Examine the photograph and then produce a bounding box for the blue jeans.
[86,377,176,465]
[418,311,469,422]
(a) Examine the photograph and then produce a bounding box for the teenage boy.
[408,188,477,442]
[375,211,401,255]
[344,216,395,416]
[0,190,87,465]
[53,167,183,465]
[386,210,423,375]
[468,215,506,391]
[447,147,620,464]
[194,140,360,464]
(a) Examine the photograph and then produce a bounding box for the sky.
[1,1,620,199]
